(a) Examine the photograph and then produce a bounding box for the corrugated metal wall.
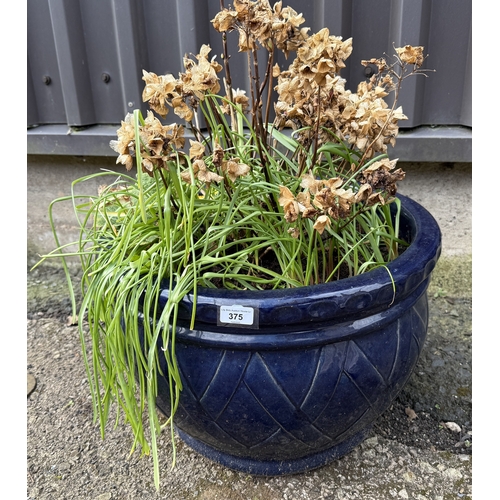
[27,0,472,161]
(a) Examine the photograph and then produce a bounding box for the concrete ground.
[26,157,473,499]
[27,157,471,264]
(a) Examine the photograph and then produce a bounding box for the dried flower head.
[221,159,251,182]
[109,113,136,170]
[212,0,308,56]
[359,158,405,197]
[142,71,179,118]
[189,140,206,160]
[180,159,223,185]
[181,45,222,99]
[396,45,425,67]
[278,185,300,222]
[221,88,250,115]
[110,111,186,176]
[313,214,331,235]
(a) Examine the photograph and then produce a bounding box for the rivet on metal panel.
[364,66,374,78]
[101,73,111,83]
[128,102,134,108]
[42,75,51,85]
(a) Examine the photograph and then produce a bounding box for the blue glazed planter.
[152,194,441,475]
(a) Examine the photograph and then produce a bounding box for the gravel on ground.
[27,258,472,500]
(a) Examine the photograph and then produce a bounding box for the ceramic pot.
[151,194,441,475]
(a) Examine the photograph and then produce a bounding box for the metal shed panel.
[27,0,67,126]
[47,0,96,126]
[27,0,472,161]
[419,0,472,126]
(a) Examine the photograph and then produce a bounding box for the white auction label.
[219,305,255,326]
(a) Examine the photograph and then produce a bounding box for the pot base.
[176,426,372,476]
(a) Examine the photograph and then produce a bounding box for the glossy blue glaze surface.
[150,195,441,475]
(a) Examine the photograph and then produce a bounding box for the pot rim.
[157,194,441,331]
